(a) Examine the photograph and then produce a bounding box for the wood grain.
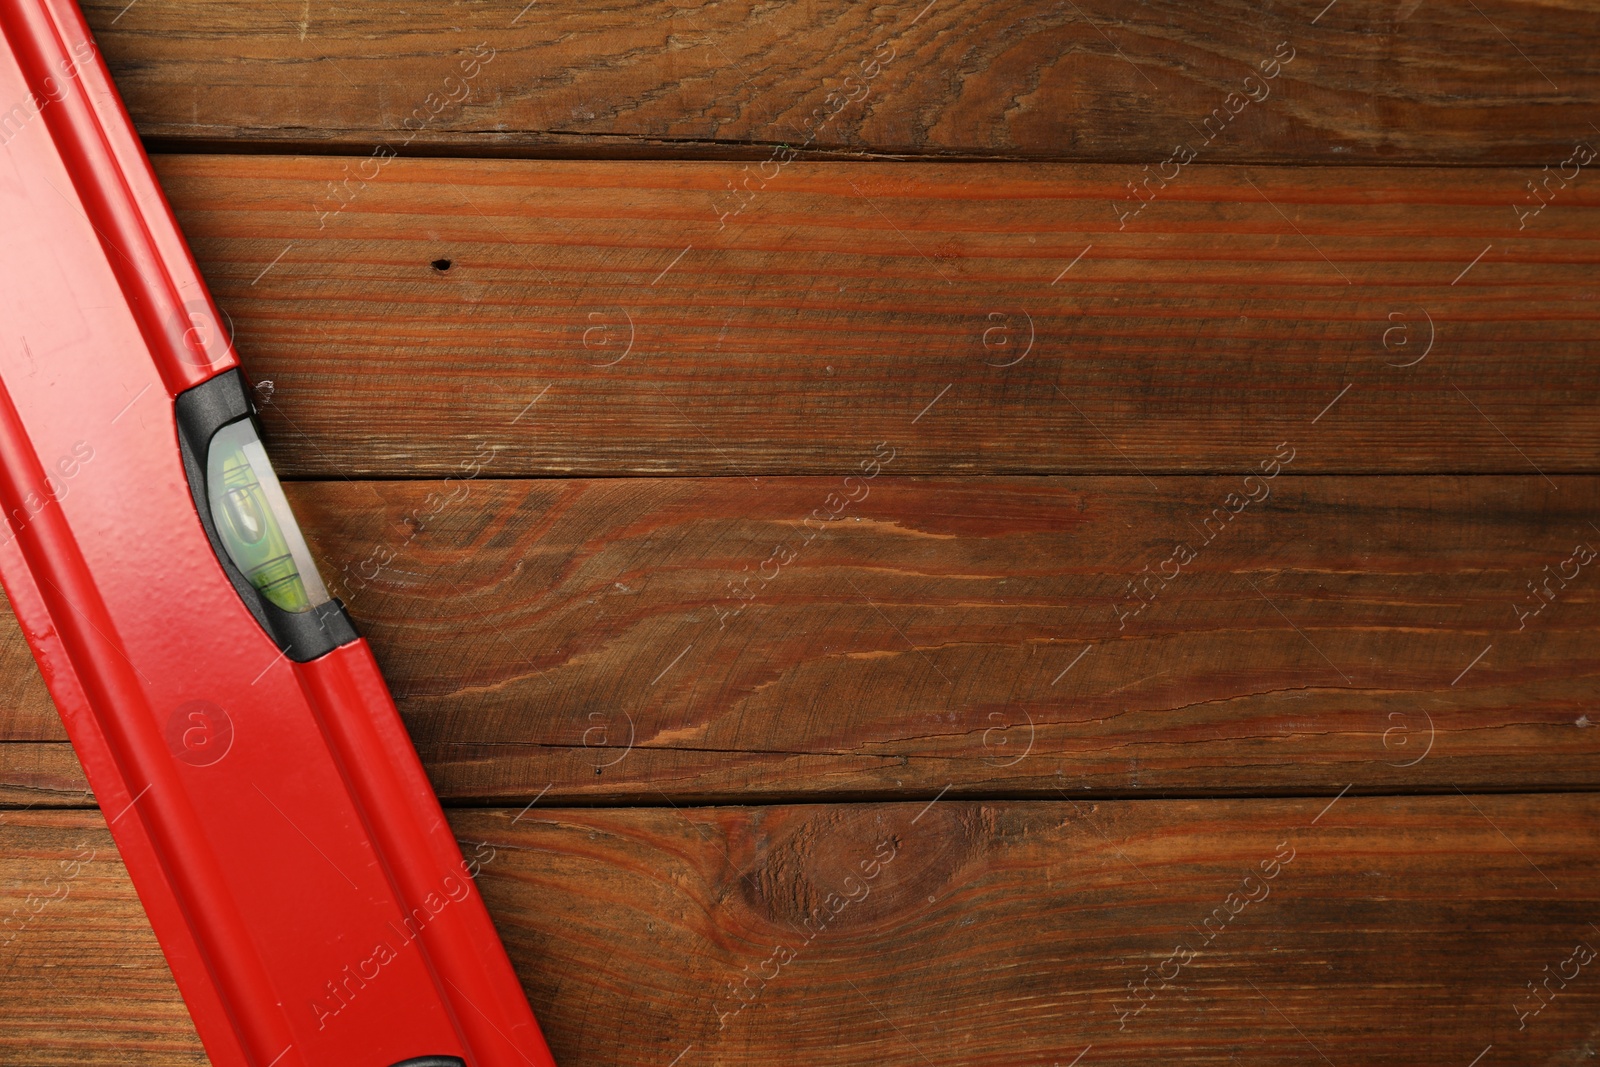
[156,155,1600,478]
[85,0,1599,164]
[5,476,1597,803]
[0,813,202,1065]
[3,5,1590,1064]
[4,795,1597,1064]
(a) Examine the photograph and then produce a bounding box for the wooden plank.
[6,476,1598,801]
[0,812,203,1065]
[3,794,1597,1063]
[158,155,1600,477]
[0,743,86,809]
[86,0,1598,164]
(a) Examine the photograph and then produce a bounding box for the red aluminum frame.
[0,2,557,1064]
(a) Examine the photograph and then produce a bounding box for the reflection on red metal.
[0,2,557,1064]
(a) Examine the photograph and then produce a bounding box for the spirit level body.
[0,2,556,1064]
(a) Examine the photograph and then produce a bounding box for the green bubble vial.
[206,420,330,614]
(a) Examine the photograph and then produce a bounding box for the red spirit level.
[0,3,557,1064]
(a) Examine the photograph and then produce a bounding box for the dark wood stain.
[2,2,1596,1061]
[86,0,1598,164]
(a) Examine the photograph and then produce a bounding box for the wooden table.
[3,1,1598,1063]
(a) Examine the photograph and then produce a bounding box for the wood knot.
[739,802,985,938]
